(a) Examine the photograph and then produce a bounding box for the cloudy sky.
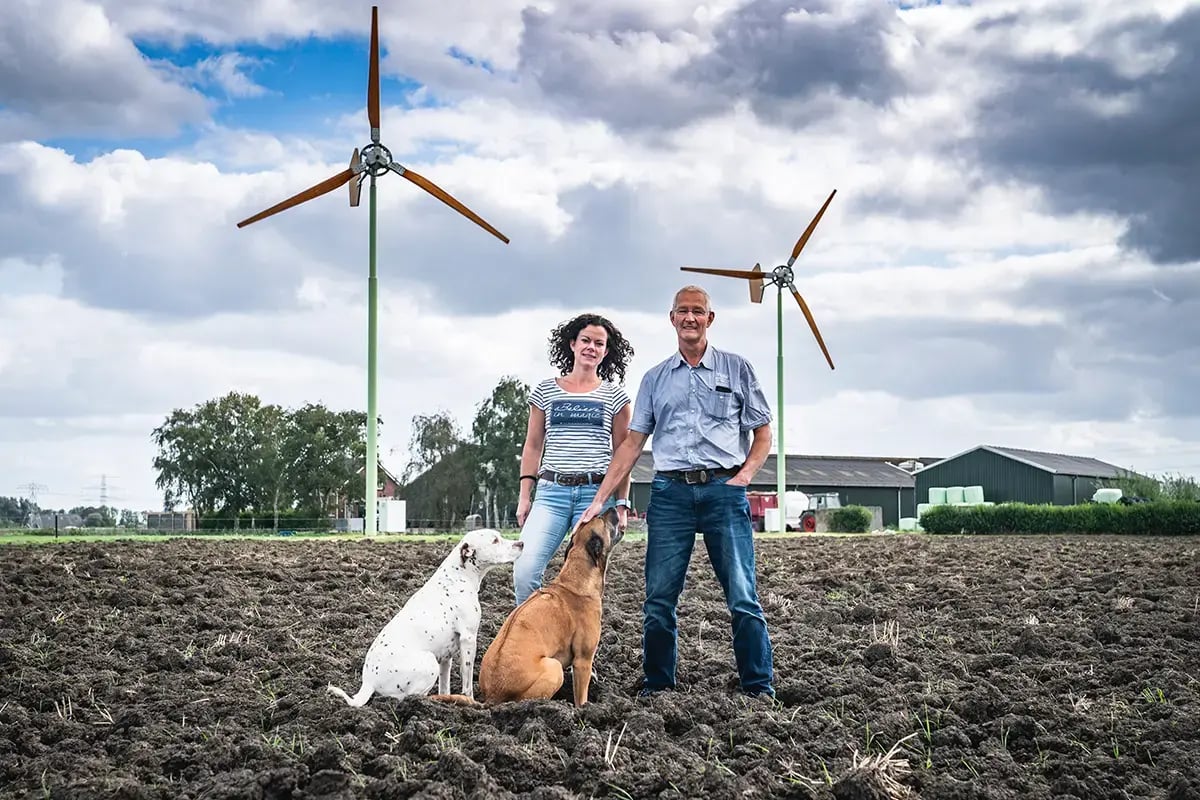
[2,0,1197,512]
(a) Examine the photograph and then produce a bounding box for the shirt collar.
[673,345,716,370]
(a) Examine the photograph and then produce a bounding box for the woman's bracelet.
[520,474,539,482]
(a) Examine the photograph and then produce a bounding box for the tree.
[0,496,37,527]
[248,403,292,529]
[70,506,117,527]
[471,376,530,528]
[152,392,278,526]
[1103,470,1200,502]
[403,411,465,481]
[152,394,369,526]
[285,403,370,517]
[398,444,480,529]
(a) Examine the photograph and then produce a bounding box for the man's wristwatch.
[615,499,632,509]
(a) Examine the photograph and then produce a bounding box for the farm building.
[914,445,1132,506]
[628,452,935,527]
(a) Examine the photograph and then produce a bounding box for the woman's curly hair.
[548,313,635,384]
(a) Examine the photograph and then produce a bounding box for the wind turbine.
[681,189,836,533]
[236,6,509,536]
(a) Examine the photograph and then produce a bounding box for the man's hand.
[727,472,752,487]
[616,506,629,531]
[578,500,605,527]
[516,496,532,526]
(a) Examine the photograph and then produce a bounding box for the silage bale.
[945,486,965,504]
[964,485,985,504]
[928,487,947,505]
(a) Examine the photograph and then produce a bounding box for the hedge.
[828,505,872,533]
[919,501,1200,536]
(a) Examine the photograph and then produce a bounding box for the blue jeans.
[514,479,613,605]
[643,473,775,695]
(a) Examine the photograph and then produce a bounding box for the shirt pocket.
[701,382,733,418]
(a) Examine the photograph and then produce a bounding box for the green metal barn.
[629,452,929,527]
[914,445,1131,506]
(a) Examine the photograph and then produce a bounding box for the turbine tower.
[236,7,509,535]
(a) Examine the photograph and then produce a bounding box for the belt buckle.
[686,469,708,485]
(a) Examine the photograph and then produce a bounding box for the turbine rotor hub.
[360,142,393,176]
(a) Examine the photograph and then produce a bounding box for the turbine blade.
[679,266,763,280]
[749,263,765,304]
[236,168,355,228]
[349,149,362,207]
[368,6,381,137]
[788,189,837,266]
[395,165,509,244]
[789,284,835,370]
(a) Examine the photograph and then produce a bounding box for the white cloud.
[187,53,270,99]
[0,0,210,142]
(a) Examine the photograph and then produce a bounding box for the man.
[579,285,776,699]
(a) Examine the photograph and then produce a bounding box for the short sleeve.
[737,358,772,431]
[609,384,631,416]
[629,369,657,435]
[529,379,551,412]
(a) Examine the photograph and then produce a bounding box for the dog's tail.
[429,693,480,706]
[327,682,373,707]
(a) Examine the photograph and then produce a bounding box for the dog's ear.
[586,533,604,567]
[459,541,476,567]
[602,506,620,531]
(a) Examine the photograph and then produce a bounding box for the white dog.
[327,529,523,706]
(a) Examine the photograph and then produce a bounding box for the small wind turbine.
[236,6,509,536]
[681,189,836,533]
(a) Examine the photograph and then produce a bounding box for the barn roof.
[917,445,1129,479]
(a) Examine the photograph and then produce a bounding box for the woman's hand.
[516,496,532,527]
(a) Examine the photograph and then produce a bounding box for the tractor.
[748,490,842,532]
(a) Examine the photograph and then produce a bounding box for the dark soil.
[1,534,1199,799]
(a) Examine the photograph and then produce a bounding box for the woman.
[513,313,635,605]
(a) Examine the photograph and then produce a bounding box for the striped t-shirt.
[530,378,631,474]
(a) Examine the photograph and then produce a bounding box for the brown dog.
[476,507,624,707]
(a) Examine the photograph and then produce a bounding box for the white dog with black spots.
[328,529,523,706]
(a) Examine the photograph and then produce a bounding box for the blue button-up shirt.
[630,345,772,472]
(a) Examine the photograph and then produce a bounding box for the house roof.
[917,445,1129,479]
[631,452,919,489]
[354,461,403,486]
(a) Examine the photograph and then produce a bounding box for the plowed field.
[1,534,1198,799]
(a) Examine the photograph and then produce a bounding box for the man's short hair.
[672,285,711,312]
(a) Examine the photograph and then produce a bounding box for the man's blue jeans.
[514,479,612,605]
[643,473,775,695]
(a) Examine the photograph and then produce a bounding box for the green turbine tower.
[236,6,509,535]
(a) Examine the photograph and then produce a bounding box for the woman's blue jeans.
[514,479,613,605]
[642,473,775,696]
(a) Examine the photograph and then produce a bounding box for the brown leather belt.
[655,466,741,485]
[538,469,606,486]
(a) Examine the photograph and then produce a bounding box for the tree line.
[146,377,530,530]
[0,497,142,529]
[152,392,369,528]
